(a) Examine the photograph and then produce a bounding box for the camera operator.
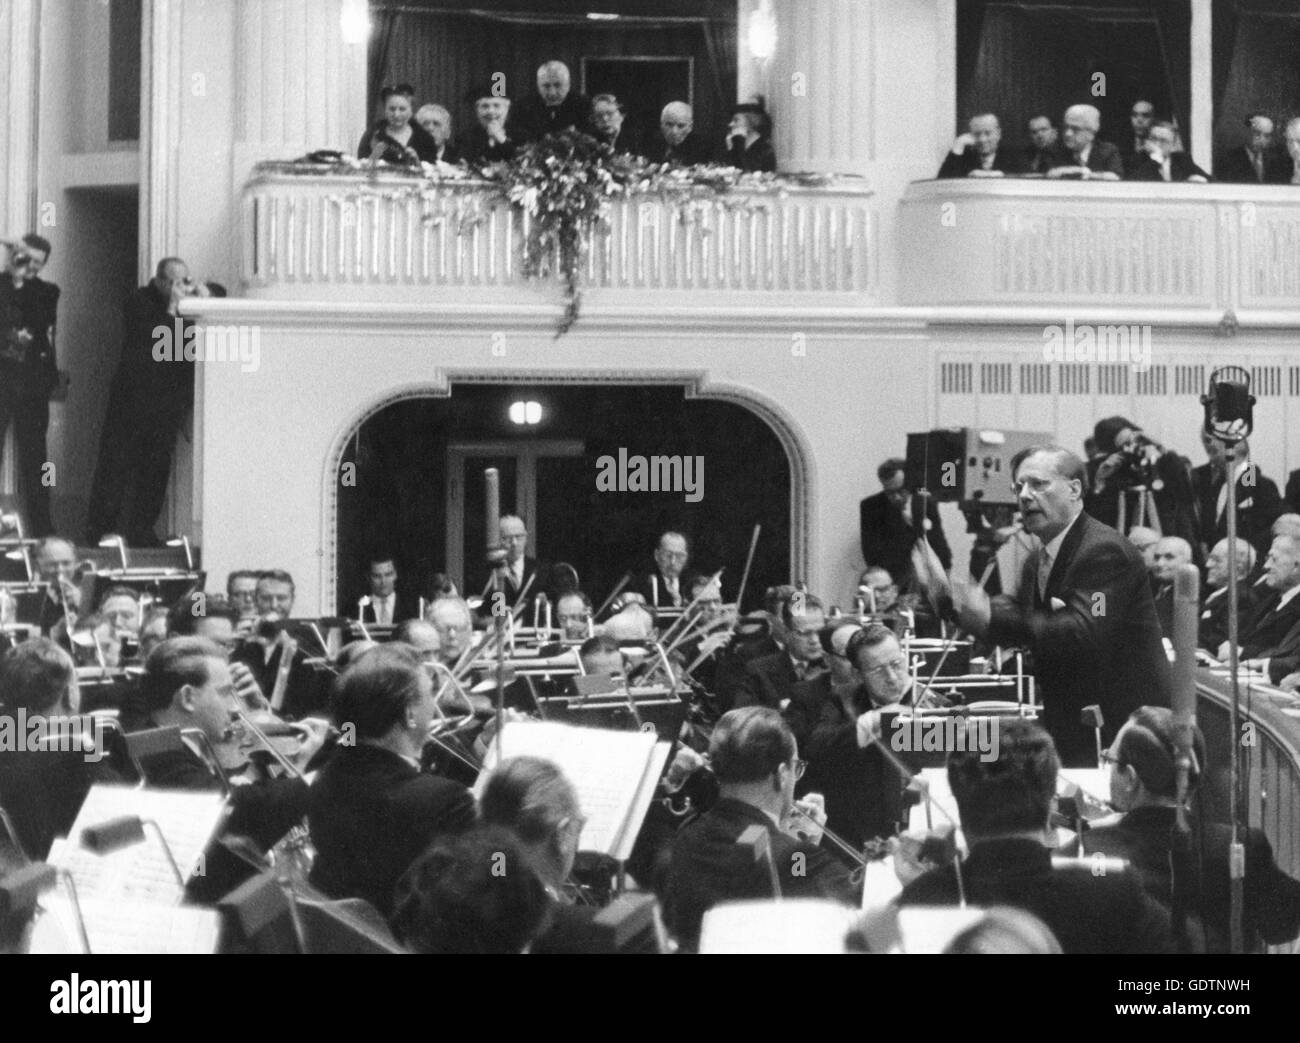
[0,234,61,536]
[1084,416,1199,558]
[86,257,209,547]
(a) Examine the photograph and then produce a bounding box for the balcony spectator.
[1021,115,1058,174]
[1121,99,1155,175]
[461,85,516,166]
[358,84,439,167]
[937,113,1023,178]
[723,101,776,173]
[1217,114,1288,185]
[414,103,460,165]
[507,61,592,145]
[1126,120,1210,182]
[1285,117,1300,186]
[649,102,711,167]
[1046,104,1123,180]
[590,94,639,156]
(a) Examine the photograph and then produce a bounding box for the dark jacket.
[230,640,329,721]
[936,144,1025,178]
[0,745,121,860]
[308,743,475,916]
[1084,448,1199,556]
[664,797,858,951]
[724,135,777,173]
[1126,152,1211,182]
[506,93,593,144]
[732,650,820,711]
[1190,462,1282,561]
[646,131,712,168]
[1047,139,1125,178]
[1087,805,1300,952]
[356,121,440,166]
[898,836,1176,953]
[1216,146,1290,185]
[0,274,60,396]
[987,511,1171,765]
[460,125,518,166]
[1199,581,1257,654]
[475,557,550,619]
[1237,587,1300,681]
[859,491,952,588]
[358,591,421,626]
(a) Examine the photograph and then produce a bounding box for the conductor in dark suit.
[898,719,1174,953]
[358,554,419,625]
[954,446,1171,765]
[1189,432,1282,561]
[1126,121,1211,182]
[1089,707,1300,952]
[309,645,476,916]
[1046,104,1124,180]
[1217,115,1289,185]
[860,457,952,588]
[936,113,1024,178]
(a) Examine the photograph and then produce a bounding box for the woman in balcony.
[357,84,439,168]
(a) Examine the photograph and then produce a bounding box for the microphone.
[1201,366,1254,443]
[1170,564,1200,811]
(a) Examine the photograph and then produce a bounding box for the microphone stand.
[1223,456,1245,955]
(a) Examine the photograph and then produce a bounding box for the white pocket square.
[1049,597,1066,611]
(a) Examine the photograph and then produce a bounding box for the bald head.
[661,102,694,147]
[1150,537,1192,584]
[969,113,1001,156]
[536,61,571,107]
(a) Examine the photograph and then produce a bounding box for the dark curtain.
[1212,2,1300,164]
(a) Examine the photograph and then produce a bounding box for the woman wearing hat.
[724,99,776,173]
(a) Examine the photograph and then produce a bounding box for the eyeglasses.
[789,758,808,780]
[863,656,908,679]
[1100,750,1123,767]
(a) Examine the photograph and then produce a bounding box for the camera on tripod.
[1111,434,1164,491]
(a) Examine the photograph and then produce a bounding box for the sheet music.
[611,740,672,863]
[479,722,661,858]
[48,785,226,907]
[30,895,220,955]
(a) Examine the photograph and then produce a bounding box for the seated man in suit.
[732,594,827,710]
[476,515,547,619]
[664,706,858,951]
[229,569,329,720]
[32,536,82,642]
[649,102,712,167]
[0,639,121,861]
[414,104,460,165]
[1088,707,1300,952]
[359,554,418,626]
[1149,536,1194,638]
[1046,104,1124,180]
[506,60,592,145]
[460,85,516,166]
[1217,114,1289,185]
[641,531,693,609]
[1126,120,1210,182]
[1021,114,1059,174]
[309,644,476,915]
[1199,537,1256,653]
[897,718,1175,953]
[1227,533,1300,684]
[936,113,1023,178]
[1127,525,1161,576]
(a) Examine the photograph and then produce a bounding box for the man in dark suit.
[1149,536,1194,638]
[309,645,476,916]
[936,113,1024,178]
[1229,533,1300,684]
[1190,432,1282,561]
[358,554,419,626]
[1046,104,1124,180]
[639,530,693,609]
[664,707,857,951]
[0,234,60,537]
[1284,469,1300,516]
[1126,121,1211,182]
[1021,114,1059,174]
[590,93,641,156]
[506,60,592,144]
[898,719,1174,953]
[1217,114,1290,185]
[475,515,548,620]
[1088,707,1300,952]
[1199,537,1257,653]
[733,594,827,710]
[230,570,329,720]
[648,102,712,167]
[954,446,1171,765]
[860,457,952,590]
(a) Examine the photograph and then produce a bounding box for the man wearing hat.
[723,101,776,173]
[461,85,516,165]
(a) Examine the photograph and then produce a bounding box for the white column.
[1190,0,1213,172]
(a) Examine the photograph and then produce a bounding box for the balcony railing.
[898,178,1300,314]
[242,163,876,305]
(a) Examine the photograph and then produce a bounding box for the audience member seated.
[1229,532,1300,684]
[460,85,516,165]
[936,113,1023,178]
[507,60,592,144]
[1046,104,1123,180]
[732,594,827,710]
[649,102,711,167]
[1021,114,1059,174]
[389,825,552,953]
[1284,117,1300,186]
[414,103,460,164]
[1149,536,1193,638]
[1217,114,1288,185]
[723,101,776,173]
[1199,537,1256,653]
[1126,120,1210,182]
[308,644,476,915]
[1088,706,1300,952]
[1126,526,1160,574]
[590,94,639,155]
[663,707,857,951]
[1120,99,1155,175]
[357,84,439,166]
[0,639,119,860]
[896,718,1175,953]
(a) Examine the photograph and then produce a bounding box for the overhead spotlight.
[340,0,371,45]
[509,400,543,425]
[586,12,620,20]
[98,534,130,572]
[748,0,778,61]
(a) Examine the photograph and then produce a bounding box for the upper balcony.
[241,163,878,310]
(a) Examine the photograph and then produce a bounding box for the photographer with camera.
[0,233,61,536]
[86,256,209,547]
[1084,416,1199,558]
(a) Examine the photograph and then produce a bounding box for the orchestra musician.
[32,536,82,642]
[642,532,693,609]
[308,644,476,916]
[475,515,548,620]
[731,594,827,711]
[358,554,419,625]
[230,570,329,719]
[555,590,593,641]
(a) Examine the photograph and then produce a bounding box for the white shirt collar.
[1278,585,1300,612]
[1041,510,1082,563]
